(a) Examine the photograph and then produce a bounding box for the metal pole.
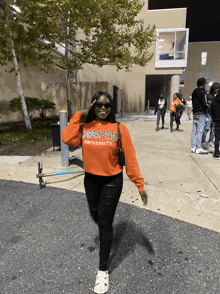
[59,110,69,167]
[38,169,84,178]
[36,162,84,189]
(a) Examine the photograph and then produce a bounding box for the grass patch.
[0,116,59,145]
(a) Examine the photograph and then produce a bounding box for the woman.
[170,93,183,132]
[186,96,192,120]
[154,93,167,131]
[62,91,148,294]
[178,93,186,120]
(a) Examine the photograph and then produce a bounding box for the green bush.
[9,97,56,119]
[38,99,56,119]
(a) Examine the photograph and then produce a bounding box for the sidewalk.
[1,111,220,232]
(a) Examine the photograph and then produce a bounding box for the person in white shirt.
[154,93,167,131]
[186,95,192,120]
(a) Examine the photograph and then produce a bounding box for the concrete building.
[78,1,189,112]
[180,41,220,100]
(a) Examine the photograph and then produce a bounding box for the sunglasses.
[95,102,111,109]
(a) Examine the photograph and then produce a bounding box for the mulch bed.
[0,138,53,156]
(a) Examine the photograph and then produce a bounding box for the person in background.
[170,93,183,132]
[179,93,186,120]
[210,89,220,159]
[62,91,148,294]
[201,82,220,149]
[175,93,184,126]
[154,93,167,131]
[191,77,209,154]
[186,95,193,120]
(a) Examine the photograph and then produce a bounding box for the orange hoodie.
[170,98,183,113]
[62,111,145,191]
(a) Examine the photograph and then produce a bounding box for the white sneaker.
[201,143,207,149]
[208,142,214,148]
[195,148,208,155]
[191,147,196,153]
[94,271,109,294]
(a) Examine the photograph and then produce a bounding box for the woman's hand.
[139,191,148,207]
[79,99,96,116]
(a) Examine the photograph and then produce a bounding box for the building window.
[201,52,207,65]
[155,28,189,68]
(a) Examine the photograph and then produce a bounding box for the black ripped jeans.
[84,171,123,271]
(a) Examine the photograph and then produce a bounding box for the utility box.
[51,122,78,152]
[51,122,60,151]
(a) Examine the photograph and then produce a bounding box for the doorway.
[145,74,172,110]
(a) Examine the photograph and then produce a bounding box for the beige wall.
[181,42,220,99]
[0,63,64,123]
[41,81,114,116]
[78,5,187,112]
[0,60,116,123]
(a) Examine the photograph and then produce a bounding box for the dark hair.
[174,92,180,98]
[85,91,117,123]
[210,82,220,94]
[197,77,206,87]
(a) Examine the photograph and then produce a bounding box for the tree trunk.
[6,3,31,129]
[65,67,72,120]
[65,16,78,120]
[65,13,71,120]
[65,39,73,120]
[11,38,32,129]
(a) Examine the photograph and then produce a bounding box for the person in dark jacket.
[210,90,220,159]
[191,77,209,154]
[154,93,167,131]
[175,93,184,127]
[179,93,186,120]
[201,82,220,149]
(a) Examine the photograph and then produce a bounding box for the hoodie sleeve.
[119,123,145,192]
[202,90,209,112]
[210,101,214,120]
[62,111,83,146]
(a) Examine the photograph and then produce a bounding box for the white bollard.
[147,100,150,113]
[59,110,69,167]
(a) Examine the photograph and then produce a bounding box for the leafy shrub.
[9,97,56,119]
[37,99,56,119]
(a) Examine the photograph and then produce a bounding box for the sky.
[148,0,220,42]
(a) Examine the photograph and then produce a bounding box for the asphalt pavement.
[1,179,220,294]
[1,110,220,293]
